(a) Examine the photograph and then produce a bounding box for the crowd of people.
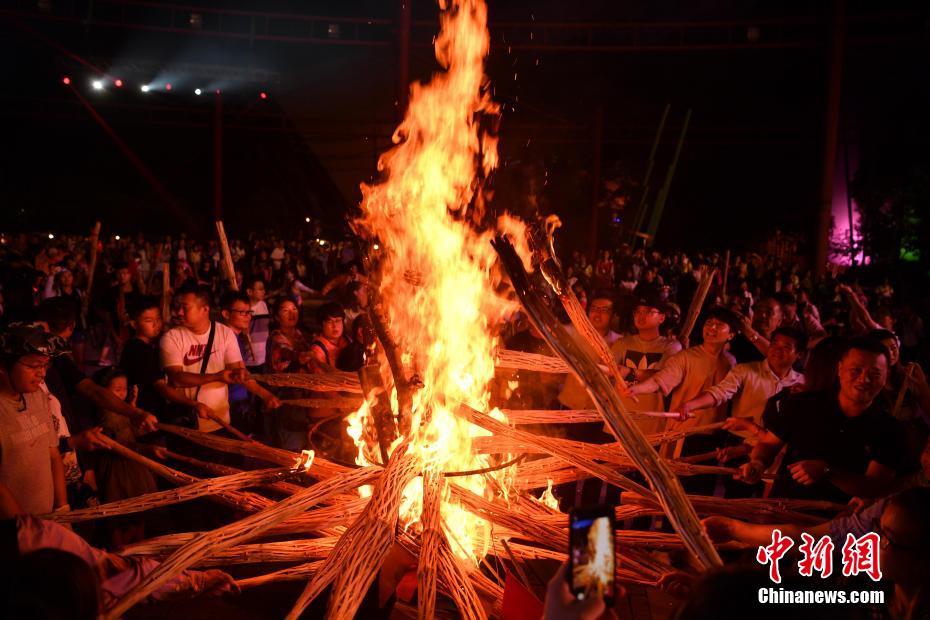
[0,227,928,618]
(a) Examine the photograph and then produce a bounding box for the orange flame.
[347,0,522,565]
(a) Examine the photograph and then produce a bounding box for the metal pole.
[213,91,223,221]
[814,0,846,276]
[589,105,604,255]
[397,0,412,119]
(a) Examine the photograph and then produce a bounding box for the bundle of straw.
[436,534,487,620]
[95,434,273,512]
[285,446,419,620]
[104,465,381,618]
[419,469,444,620]
[678,265,716,342]
[158,423,349,480]
[42,467,292,523]
[257,372,363,394]
[282,396,365,410]
[495,349,571,374]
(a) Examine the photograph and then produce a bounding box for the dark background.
[1,0,927,254]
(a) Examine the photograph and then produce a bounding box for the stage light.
[259,92,267,100]
[140,84,150,93]
[48,233,55,240]
[115,235,121,241]
[215,89,221,95]
[62,76,71,85]
[92,79,104,90]
[194,88,202,96]
[114,79,123,88]
[305,217,310,223]
[165,83,172,91]
[373,243,380,250]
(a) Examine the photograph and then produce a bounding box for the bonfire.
[72,2,846,618]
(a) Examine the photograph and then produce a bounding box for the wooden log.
[103,465,381,618]
[215,220,239,291]
[493,236,721,569]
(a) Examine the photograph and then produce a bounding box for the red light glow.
[114,79,123,88]
[62,76,71,85]
[165,83,173,91]
[259,91,267,100]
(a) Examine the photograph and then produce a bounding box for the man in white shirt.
[160,288,248,433]
[679,326,805,443]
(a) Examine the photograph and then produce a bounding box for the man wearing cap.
[610,294,682,434]
[0,324,69,515]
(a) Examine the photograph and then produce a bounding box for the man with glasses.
[738,337,906,502]
[220,292,281,435]
[557,291,621,411]
[609,294,682,433]
[0,324,69,515]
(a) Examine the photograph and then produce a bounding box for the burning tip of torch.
[296,449,315,471]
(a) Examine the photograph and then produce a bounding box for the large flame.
[347,0,518,565]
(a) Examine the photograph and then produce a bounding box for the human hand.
[736,459,765,484]
[264,394,282,410]
[701,516,738,544]
[195,402,214,420]
[788,460,829,485]
[715,444,749,464]
[544,562,609,620]
[69,427,109,451]
[128,385,139,408]
[656,571,696,599]
[133,411,159,434]
[722,417,758,436]
[845,496,874,515]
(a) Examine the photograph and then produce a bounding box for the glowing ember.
[295,449,315,471]
[536,479,560,511]
[347,0,521,565]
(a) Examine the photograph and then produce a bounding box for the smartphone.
[568,505,616,605]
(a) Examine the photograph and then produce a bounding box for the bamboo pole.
[493,236,722,569]
[163,449,307,496]
[282,396,365,410]
[646,109,691,245]
[215,220,238,291]
[679,265,716,342]
[103,465,381,618]
[628,103,670,243]
[81,221,102,321]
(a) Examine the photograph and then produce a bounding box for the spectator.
[0,324,68,515]
[739,337,906,502]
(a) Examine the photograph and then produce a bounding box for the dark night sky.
[1,1,927,252]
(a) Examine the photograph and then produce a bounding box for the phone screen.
[569,507,615,603]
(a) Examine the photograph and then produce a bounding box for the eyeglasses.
[634,308,660,316]
[230,309,254,316]
[17,359,51,371]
